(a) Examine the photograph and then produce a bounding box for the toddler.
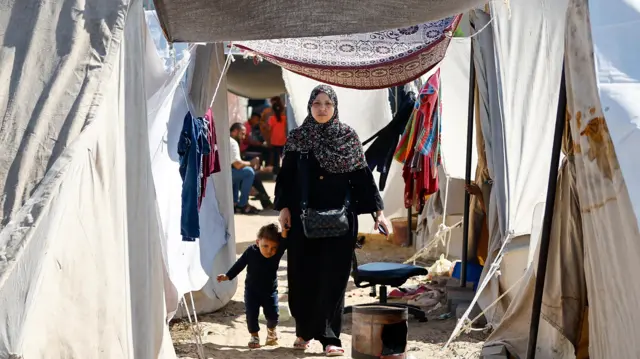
[217,223,287,348]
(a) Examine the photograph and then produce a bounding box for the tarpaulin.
[153,0,488,42]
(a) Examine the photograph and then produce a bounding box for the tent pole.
[526,63,567,359]
[460,36,476,287]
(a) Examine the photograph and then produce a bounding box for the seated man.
[230,123,260,215]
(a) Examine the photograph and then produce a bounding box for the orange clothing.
[268,114,287,146]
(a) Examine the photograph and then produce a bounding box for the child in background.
[217,223,286,348]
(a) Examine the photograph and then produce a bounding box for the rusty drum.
[352,305,409,359]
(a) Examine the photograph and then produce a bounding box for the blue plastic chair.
[343,237,429,322]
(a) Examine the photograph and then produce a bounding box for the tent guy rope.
[443,230,515,350]
[180,295,206,359]
[208,44,236,110]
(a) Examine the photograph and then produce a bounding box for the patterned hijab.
[284,85,367,174]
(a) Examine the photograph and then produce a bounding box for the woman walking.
[274,85,389,356]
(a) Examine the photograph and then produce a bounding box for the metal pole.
[526,63,567,359]
[460,37,476,287]
[407,179,413,246]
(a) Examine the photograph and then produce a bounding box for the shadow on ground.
[174,342,322,359]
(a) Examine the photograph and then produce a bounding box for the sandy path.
[171,183,486,358]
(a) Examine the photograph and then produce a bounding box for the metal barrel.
[352,305,409,359]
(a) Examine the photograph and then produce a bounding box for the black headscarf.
[284,85,367,173]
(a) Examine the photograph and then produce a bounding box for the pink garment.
[200,108,221,209]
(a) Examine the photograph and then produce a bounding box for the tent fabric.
[437,38,478,180]
[485,123,586,359]
[153,0,488,42]
[236,16,460,90]
[281,69,400,232]
[564,0,640,357]
[226,58,286,99]
[471,0,568,325]
[144,12,229,314]
[589,0,640,233]
[468,10,510,324]
[183,43,239,314]
[0,1,175,358]
[487,1,640,357]
[488,0,567,239]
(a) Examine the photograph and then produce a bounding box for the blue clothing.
[245,290,279,333]
[177,111,211,241]
[231,166,255,207]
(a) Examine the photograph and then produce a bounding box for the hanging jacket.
[364,91,416,190]
[178,111,211,241]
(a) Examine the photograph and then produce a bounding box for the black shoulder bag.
[298,150,351,239]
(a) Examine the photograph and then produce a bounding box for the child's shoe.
[248,335,261,349]
[265,328,279,346]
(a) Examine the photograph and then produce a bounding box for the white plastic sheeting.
[573,0,640,357]
[466,0,568,328]
[281,70,402,232]
[482,0,640,357]
[489,0,567,239]
[145,11,228,317]
[0,1,175,358]
[437,38,478,181]
[589,0,640,230]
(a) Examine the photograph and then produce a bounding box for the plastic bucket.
[390,217,417,247]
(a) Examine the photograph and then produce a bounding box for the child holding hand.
[217,223,287,348]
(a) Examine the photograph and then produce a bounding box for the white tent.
[3,0,640,358]
[0,1,175,357]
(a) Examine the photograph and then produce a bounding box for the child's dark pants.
[245,289,279,333]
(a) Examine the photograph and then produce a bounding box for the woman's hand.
[279,208,291,231]
[374,210,390,238]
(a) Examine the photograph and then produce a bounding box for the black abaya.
[274,151,383,348]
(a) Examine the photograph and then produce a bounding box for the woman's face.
[310,92,335,124]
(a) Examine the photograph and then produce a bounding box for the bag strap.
[298,150,310,212]
[298,150,352,213]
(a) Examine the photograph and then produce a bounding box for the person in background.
[242,112,269,162]
[217,223,287,348]
[230,123,261,215]
[267,96,287,174]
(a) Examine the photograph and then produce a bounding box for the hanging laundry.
[395,70,442,211]
[415,71,442,207]
[393,104,420,164]
[178,111,211,242]
[401,109,422,209]
[199,108,221,209]
[364,91,416,190]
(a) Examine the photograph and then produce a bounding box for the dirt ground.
[170,183,486,359]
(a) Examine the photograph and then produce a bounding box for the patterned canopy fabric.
[235,16,461,89]
[153,0,486,42]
